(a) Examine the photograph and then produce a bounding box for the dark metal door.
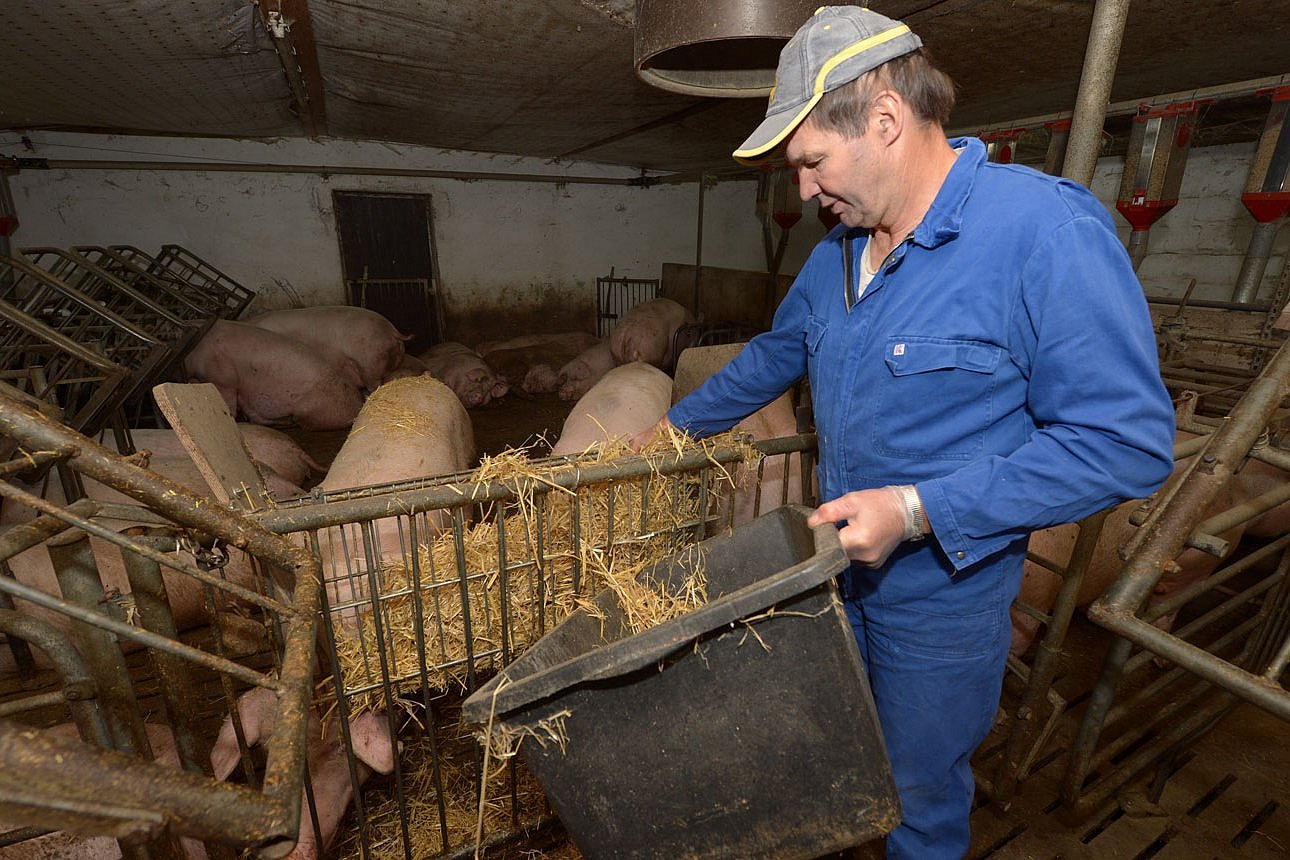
[333,191,443,354]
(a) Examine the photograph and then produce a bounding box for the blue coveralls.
[668,137,1176,858]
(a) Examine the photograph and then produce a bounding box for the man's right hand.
[630,416,675,451]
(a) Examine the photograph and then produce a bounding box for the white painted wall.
[3,131,1283,340]
[0,132,823,341]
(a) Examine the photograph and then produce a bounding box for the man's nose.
[797,170,819,201]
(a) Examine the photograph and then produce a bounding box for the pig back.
[321,376,475,492]
[184,320,365,431]
[550,362,671,456]
[246,306,410,392]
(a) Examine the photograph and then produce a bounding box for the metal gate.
[595,270,659,340]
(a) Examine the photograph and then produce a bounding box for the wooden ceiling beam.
[257,0,328,138]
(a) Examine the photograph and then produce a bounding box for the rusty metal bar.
[991,507,1111,800]
[0,609,110,746]
[0,483,292,617]
[1061,338,1290,811]
[0,393,321,855]
[0,719,290,847]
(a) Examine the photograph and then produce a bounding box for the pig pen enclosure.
[2,242,1289,858]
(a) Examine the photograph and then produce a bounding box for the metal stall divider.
[0,394,320,859]
[147,245,257,321]
[1060,336,1290,816]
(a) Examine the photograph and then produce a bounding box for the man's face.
[784,119,884,230]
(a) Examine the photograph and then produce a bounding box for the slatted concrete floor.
[969,687,1288,859]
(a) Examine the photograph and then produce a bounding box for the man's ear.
[871,89,904,143]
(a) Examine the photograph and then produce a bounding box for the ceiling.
[1,1,1287,175]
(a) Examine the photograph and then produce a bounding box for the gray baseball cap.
[733,5,922,164]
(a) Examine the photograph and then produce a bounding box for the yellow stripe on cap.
[732,23,914,162]
[815,24,911,94]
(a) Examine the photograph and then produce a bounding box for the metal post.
[1231,219,1285,303]
[1062,0,1132,186]
[694,171,707,319]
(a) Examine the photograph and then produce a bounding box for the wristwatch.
[898,484,926,541]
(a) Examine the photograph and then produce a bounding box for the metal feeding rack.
[0,394,320,858]
[239,433,818,859]
[21,246,205,356]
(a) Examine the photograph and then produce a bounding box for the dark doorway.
[333,191,445,355]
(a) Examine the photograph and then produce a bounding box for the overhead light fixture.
[634,0,830,98]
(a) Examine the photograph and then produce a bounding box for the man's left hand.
[807,487,913,568]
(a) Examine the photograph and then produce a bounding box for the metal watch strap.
[899,484,925,541]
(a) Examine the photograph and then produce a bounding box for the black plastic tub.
[462,506,900,859]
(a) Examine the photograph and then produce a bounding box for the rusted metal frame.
[21,247,196,343]
[0,564,275,691]
[1067,340,1290,808]
[119,532,210,775]
[146,245,255,320]
[1139,532,1290,627]
[990,507,1111,801]
[1072,692,1242,816]
[0,481,293,618]
[1246,552,1290,670]
[0,564,38,680]
[0,446,72,479]
[1093,614,1265,768]
[0,300,133,436]
[46,534,154,760]
[0,398,307,593]
[0,718,299,849]
[1,279,173,420]
[1063,616,1259,815]
[0,253,159,345]
[0,395,322,855]
[108,245,237,319]
[0,609,110,745]
[1189,481,1290,556]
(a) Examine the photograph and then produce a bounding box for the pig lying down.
[420,342,509,408]
[557,341,617,402]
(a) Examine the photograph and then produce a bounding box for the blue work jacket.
[670,137,1175,592]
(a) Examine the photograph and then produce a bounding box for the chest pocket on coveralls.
[874,336,1001,460]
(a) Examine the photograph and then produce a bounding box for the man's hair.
[806,48,956,137]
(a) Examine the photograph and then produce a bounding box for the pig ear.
[491,381,510,398]
[348,712,397,775]
[210,714,248,780]
[210,688,274,780]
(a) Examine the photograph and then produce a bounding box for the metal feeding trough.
[634,0,824,97]
[463,506,900,859]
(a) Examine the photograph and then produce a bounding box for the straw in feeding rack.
[329,429,757,718]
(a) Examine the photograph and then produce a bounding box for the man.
[636,6,1176,858]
